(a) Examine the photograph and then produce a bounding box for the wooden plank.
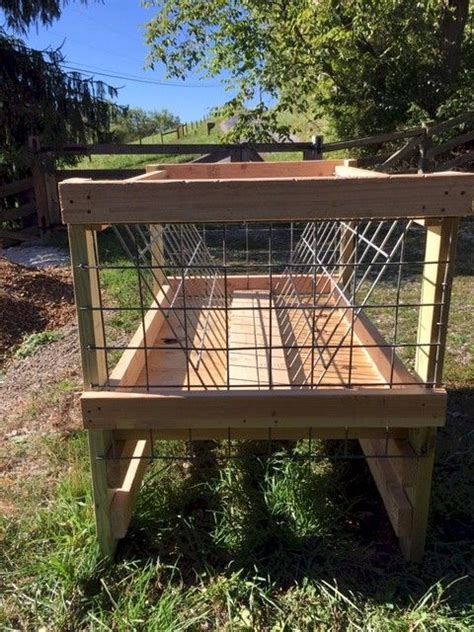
[434,151,474,171]
[0,229,38,242]
[68,225,119,560]
[125,170,167,181]
[57,169,144,181]
[109,285,174,387]
[47,142,338,155]
[427,130,474,159]
[59,173,474,224]
[81,387,447,430]
[114,427,409,442]
[324,127,424,152]
[189,150,232,163]
[0,177,34,198]
[360,438,413,537]
[43,169,61,225]
[228,290,290,388]
[335,166,388,178]
[109,439,151,539]
[379,135,423,170]
[427,112,473,136]
[0,202,36,221]
[32,160,48,229]
[360,438,418,487]
[334,280,418,387]
[141,160,343,180]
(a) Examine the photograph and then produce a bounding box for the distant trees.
[0,1,119,172]
[146,0,474,140]
[111,108,181,143]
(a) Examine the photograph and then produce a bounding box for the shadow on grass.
[107,390,473,611]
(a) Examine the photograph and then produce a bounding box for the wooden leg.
[88,430,119,561]
[360,427,437,560]
[89,429,152,560]
[399,428,437,561]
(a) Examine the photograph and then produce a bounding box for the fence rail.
[39,110,474,173]
[1,111,473,240]
[0,175,37,241]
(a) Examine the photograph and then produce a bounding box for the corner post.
[400,217,459,561]
[68,225,118,560]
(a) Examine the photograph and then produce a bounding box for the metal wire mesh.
[78,219,452,392]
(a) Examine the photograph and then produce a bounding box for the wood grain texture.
[59,172,474,224]
[81,388,446,430]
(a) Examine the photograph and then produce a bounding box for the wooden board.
[143,160,343,179]
[228,290,290,388]
[82,387,446,429]
[59,172,474,224]
[81,274,447,431]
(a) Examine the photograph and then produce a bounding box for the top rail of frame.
[59,161,474,224]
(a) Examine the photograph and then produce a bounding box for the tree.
[111,108,180,142]
[0,1,119,173]
[145,0,474,140]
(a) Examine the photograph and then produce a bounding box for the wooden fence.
[1,111,472,240]
[0,176,37,243]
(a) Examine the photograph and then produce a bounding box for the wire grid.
[100,427,428,464]
[80,219,452,391]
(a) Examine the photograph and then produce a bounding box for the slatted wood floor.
[133,288,385,390]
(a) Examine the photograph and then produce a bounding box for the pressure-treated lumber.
[59,172,474,224]
[112,427,409,442]
[108,439,151,539]
[108,285,174,388]
[68,226,119,560]
[143,160,343,179]
[399,218,460,561]
[81,388,446,430]
[360,438,414,537]
[68,226,107,388]
[415,218,459,386]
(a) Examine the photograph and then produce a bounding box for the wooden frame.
[64,160,468,562]
[59,161,474,224]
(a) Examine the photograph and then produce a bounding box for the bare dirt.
[0,261,82,513]
[0,257,75,366]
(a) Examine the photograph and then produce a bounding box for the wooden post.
[149,224,165,296]
[303,135,323,160]
[418,123,433,173]
[44,164,61,225]
[68,225,118,560]
[31,155,61,228]
[339,222,356,289]
[400,217,459,561]
[31,157,48,231]
[338,160,359,288]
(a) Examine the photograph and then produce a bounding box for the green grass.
[74,121,222,170]
[1,428,473,629]
[14,330,62,359]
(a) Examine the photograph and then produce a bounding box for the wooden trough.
[60,159,474,561]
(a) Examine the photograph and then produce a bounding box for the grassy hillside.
[72,112,339,169]
[74,120,223,170]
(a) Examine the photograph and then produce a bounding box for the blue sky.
[18,0,230,122]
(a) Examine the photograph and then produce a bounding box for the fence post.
[418,123,433,173]
[303,135,323,160]
[30,151,61,229]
